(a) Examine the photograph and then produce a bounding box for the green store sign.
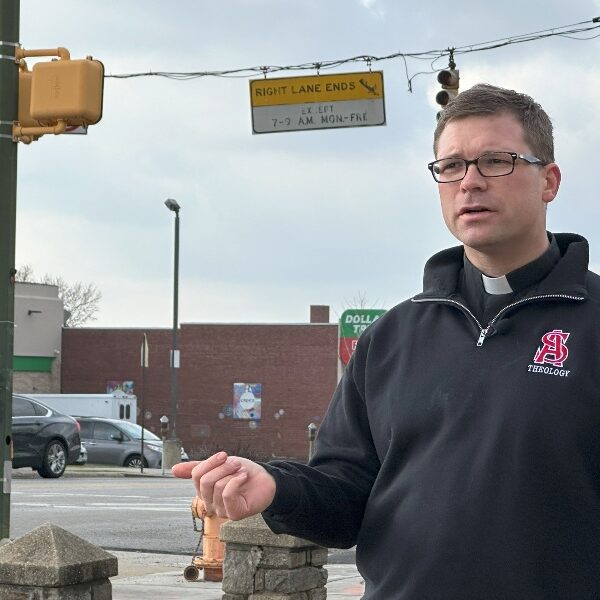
[339,308,386,364]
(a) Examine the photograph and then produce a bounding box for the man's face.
[435,113,559,268]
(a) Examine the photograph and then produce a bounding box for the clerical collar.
[482,274,512,295]
[463,233,561,296]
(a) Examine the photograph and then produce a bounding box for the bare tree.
[16,265,101,327]
[16,264,35,282]
[343,290,380,310]
[331,290,384,324]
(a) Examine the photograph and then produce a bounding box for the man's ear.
[542,163,561,205]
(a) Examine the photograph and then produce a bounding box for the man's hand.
[172,452,276,520]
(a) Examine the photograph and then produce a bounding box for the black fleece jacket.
[262,233,600,599]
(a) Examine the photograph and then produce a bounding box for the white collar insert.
[482,274,513,295]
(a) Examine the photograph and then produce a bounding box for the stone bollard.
[220,514,328,600]
[0,522,118,599]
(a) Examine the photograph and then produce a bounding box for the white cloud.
[359,0,386,17]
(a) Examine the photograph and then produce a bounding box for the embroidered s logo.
[533,329,570,368]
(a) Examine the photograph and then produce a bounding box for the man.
[174,84,600,599]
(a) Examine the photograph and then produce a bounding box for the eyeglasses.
[427,151,547,183]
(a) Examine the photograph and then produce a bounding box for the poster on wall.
[233,383,262,420]
[106,380,135,395]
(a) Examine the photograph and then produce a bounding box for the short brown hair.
[433,83,555,163]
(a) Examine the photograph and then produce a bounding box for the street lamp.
[164,198,180,469]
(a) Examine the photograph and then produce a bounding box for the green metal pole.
[171,208,179,440]
[0,0,19,542]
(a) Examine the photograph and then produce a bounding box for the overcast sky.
[17,1,600,327]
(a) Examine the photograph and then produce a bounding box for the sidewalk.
[111,550,364,599]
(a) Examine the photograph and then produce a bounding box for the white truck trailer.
[26,393,137,423]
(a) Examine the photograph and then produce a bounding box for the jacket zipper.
[412,294,585,347]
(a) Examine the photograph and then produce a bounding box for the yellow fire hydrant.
[183,496,228,582]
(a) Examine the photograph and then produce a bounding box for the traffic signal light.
[13,47,104,143]
[435,69,459,109]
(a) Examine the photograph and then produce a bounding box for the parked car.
[11,394,82,478]
[74,443,88,465]
[75,417,188,468]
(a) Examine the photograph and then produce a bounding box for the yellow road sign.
[250,71,384,106]
[249,71,385,134]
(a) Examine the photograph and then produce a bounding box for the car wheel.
[124,454,148,468]
[38,440,67,478]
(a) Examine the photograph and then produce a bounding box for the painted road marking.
[13,502,188,512]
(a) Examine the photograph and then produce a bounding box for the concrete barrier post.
[0,522,118,599]
[220,514,328,599]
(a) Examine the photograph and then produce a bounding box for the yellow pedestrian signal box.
[16,66,42,143]
[13,47,104,143]
[30,58,104,125]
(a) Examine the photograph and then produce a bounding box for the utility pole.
[0,0,20,542]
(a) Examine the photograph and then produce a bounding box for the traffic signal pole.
[0,0,20,542]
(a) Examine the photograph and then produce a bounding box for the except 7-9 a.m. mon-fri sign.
[250,71,385,134]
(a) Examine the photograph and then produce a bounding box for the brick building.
[61,306,339,461]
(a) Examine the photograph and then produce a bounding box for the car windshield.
[117,422,160,441]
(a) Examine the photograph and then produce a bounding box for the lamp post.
[164,198,180,470]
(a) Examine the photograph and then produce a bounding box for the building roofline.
[63,322,337,331]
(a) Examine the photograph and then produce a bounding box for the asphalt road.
[10,476,200,554]
[9,475,356,563]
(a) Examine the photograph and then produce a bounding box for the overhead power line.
[106,16,600,91]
